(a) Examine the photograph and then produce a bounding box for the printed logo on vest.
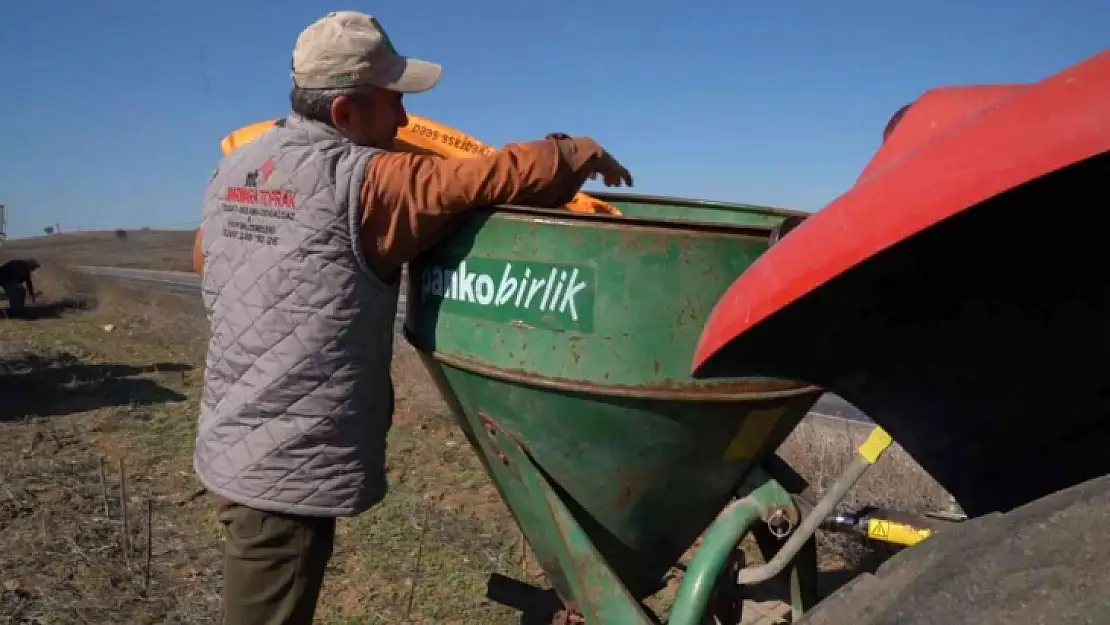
[259,157,275,184]
[243,157,274,188]
[221,156,297,247]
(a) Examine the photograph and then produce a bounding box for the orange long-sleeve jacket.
[193,135,606,282]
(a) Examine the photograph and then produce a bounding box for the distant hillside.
[1,229,195,272]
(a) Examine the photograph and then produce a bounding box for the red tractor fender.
[692,50,1110,377]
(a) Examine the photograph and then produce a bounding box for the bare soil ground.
[0,229,196,272]
[0,232,952,624]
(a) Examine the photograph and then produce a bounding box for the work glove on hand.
[546,133,634,189]
[590,151,633,188]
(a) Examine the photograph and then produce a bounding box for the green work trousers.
[218,501,337,625]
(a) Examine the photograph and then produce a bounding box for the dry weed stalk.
[119,458,131,557]
[99,456,110,519]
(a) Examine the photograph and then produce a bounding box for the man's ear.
[330,95,356,133]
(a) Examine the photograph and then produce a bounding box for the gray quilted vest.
[195,115,399,517]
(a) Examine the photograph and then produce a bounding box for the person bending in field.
[0,258,41,315]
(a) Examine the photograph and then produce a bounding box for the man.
[0,258,40,316]
[192,10,632,625]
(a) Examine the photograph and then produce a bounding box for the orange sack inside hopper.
[219,115,621,216]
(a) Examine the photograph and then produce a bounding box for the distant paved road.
[70,265,871,425]
[72,265,408,334]
[72,266,201,294]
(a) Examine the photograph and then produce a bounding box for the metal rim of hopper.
[489,190,810,234]
[405,335,823,402]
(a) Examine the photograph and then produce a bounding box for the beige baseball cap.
[292,11,442,93]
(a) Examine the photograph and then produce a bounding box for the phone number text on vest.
[217,200,295,247]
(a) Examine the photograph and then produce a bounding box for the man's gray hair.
[289,86,366,125]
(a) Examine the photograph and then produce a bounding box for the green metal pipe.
[668,479,787,625]
[737,426,894,587]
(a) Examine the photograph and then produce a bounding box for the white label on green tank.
[419,258,596,332]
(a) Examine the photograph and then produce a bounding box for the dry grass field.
[1,229,197,273]
[0,231,951,624]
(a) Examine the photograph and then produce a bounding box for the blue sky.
[0,1,1105,238]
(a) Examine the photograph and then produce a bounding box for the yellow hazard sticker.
[866,518,932,547]
[722,406,788,461]
[858,427,893,464]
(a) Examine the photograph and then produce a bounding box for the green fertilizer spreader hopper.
[404,193,892,624]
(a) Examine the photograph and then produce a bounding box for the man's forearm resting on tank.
[358,135,605,280]
[191,137,605,282]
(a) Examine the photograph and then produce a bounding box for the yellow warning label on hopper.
[722,406,788,461]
